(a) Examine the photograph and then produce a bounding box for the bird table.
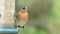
[0,28,18,34]
[0,0,19,34]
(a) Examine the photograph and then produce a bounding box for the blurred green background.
[15,0,60,34]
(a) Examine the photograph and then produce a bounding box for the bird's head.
[22,6,27,11]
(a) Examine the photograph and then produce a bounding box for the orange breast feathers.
[16,9,28,25]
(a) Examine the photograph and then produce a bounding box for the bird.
[15,6,28,31]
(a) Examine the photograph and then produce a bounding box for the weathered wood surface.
[0,0,15,28]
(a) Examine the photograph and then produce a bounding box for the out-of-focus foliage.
[15,0,51,34]
[21,26,49,34]
[16,0,52,26]
[16,0,60,34]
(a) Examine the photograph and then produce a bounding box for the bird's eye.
[22,7,25,9]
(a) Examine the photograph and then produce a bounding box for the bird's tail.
[17,27,22,32]
[15,24,24,32]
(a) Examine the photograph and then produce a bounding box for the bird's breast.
[17,13,28,21]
